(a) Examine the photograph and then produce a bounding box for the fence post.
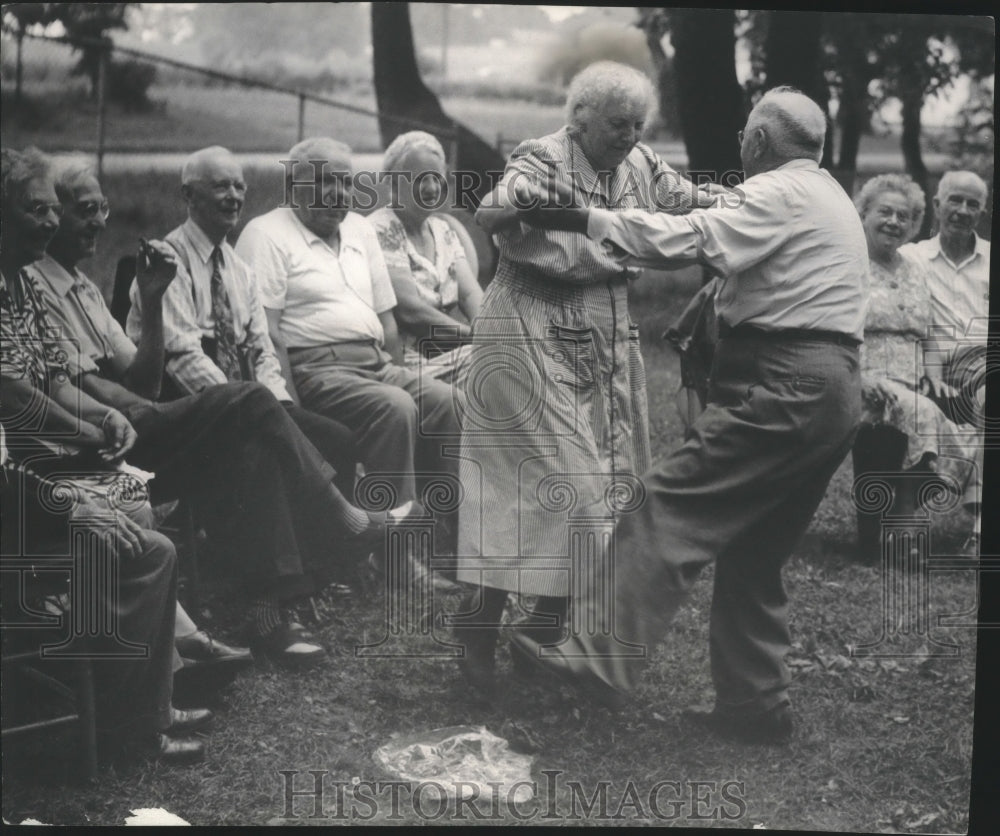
[297,93,306,143]
[95,45,109,181]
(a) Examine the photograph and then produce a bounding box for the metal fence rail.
[2,26,461,176]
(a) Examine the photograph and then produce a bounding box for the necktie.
[210,246,243,381]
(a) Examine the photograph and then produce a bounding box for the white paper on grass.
[374,725,535,804]
[124,808,191,826]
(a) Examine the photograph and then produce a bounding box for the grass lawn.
[0,262,980,829]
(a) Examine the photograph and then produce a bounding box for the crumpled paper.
[124,808,190,826]
[374,725,535,803]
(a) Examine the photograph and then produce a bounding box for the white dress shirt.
[900,233,990,346]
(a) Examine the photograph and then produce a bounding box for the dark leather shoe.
[157,734,205,765]
[250,621,326,667]
[167,706,214,736]
[681,703,793,745]
[176,630,253,669]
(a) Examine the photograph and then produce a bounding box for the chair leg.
[75,658,98,780]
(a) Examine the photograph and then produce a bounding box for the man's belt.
[719,321,860,348]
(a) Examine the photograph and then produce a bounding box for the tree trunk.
[900,78,933,239]
[763,11,834,168]
[371,3,503,208]
[671,9,744,178]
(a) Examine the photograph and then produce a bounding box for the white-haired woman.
[370,131,483,384]
[451,61,712,695]
[852,173,976,562]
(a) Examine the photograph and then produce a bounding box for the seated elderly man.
[900,171,989,556]
[21,153,416,666]
[126,145,358,498]
[235,137,464,552]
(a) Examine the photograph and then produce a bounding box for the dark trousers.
[282,402,357,498]
[123,382,350,601]
[570,337,861,711]
[289,342,464,552]
[2,475,178,747]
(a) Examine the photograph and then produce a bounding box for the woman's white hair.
[565,61,654,133]
[853,173,926,241]
[382,130,446,174]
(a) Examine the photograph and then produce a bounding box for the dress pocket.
[544,323,596,391]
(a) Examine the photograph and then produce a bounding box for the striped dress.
[456,128,696,596]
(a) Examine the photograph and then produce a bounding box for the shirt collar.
[285,207,324,247]
[925,232,986,265]
[285,207,358,253]
[775,158,820,173]
[29,253,81,297]
[561,128,632,206]
[182,217,225,265]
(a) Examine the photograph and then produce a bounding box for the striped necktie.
[210,246,242,381]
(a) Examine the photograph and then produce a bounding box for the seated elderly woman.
[369,131,483,383]
[852,173,978,562]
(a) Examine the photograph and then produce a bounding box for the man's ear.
[180,183,194,204]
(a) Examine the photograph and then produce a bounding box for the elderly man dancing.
[512,86,868,744]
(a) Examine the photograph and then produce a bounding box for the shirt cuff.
[586,208,616,243]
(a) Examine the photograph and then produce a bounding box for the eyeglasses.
[74,199,110,221]
[23,201,64,221]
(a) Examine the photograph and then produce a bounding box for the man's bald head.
[936,171,987,203]
[181,145,240,187]
[741,86,826,177]
[180,145,247,243]
[286,137,352,179]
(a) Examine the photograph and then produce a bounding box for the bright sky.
[538,6,586,23]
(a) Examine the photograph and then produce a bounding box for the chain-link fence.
[1,28,461,175]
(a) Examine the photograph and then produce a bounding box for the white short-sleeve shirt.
[235,208,396,349]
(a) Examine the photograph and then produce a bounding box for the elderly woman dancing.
[451,61,710,695]
[852,173,978,562]
[370,131,483,384]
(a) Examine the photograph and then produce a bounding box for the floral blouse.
[370,209,467,311]
[861,252,935,383]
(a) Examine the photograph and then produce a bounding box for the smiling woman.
[450,61,704,697]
